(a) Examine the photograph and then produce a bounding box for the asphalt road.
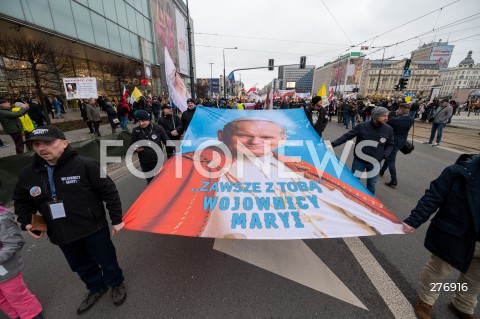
[6,121,477,319]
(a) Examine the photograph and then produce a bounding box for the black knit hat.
[311,96,322,106]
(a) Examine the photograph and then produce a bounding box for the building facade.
[0,0,195,100]
[438,51,480,98]
[278,65,315,92]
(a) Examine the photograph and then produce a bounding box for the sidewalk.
[0,109,136,158]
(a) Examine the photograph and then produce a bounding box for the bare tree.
[0,36,70,124]
[103,60,138,98]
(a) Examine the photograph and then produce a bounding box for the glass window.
[115,0,128,29]
[73,58,90,77]
[148,42,155,65]
[88,0,104,15]
[22,0,54,30]
[119,27,132,57]
[103,0,117,23]
[125,3,137,33]
[75,0,88,5]
[71,2,95,44]
[144,17,152,41]
[0,0,25,20]
[49,0,77,38]
[141,0,150,17]
[136,11,145,36]
[91,12,110,49]
[130,32,140,59]
[106,20,122,53]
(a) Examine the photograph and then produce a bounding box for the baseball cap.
[26,126,66,142]
[187,98,195,104]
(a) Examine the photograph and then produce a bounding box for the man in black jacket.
[131,110,170,184]
[157,104,183,158]
[331,106,394,195]
[403,154,480,319]
[13,125,127,315]
[380,103,414,188]
[181,98,196,133]
[305,96,328,138]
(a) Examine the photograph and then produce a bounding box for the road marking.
[343,237,416,319]
[214,239,367,310]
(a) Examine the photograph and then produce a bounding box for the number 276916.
[430,283,468,292]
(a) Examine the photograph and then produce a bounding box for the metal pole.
[375,47,386,94]
[223,49,226,99]
[186,0,195,98]
[209,62,213,98]
[222,47,237,99]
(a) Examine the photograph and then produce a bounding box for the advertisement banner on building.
[175,8,189,76]
[345,58,364,86]
[196,78,220,98]
[63,77,97,100]
[123,108,403,239]
[152,0,179,72]
[430,45,454,70]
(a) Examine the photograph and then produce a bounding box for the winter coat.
[13,146,123,245]
[0,108,27,134]
[12,107,35,133]
[404,154,480,273]
[386,114,414,149]
[181,107,196,133]
[305,107,328,136]
[157,114,183,140]
[130,124,170,164]
[331,121,394,163]
[0,207,25,283]
[85,103,101,122]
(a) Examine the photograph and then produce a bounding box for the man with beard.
[331,106,394,195]
[181,98,196,133]
[157,104,183,158]
[131,110,170,184]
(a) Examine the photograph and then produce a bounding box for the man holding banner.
[124,113,403,239]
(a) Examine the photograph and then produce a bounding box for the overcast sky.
[188,0,480,90]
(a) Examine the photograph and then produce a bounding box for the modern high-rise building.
[278,65,315,93]
[0,0,195,99]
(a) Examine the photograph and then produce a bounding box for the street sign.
[403,92,416,98]
[402,70,411,78]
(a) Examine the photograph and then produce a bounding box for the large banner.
[175,8,189,75]
[124,108,403,239]
[430,45,454,70]
[165,47,190,112]
[196,78,220,98]
[63,77,97,100]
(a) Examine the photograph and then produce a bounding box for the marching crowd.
[0,92,479,319]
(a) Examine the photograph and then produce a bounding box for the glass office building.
[0,0,193,100]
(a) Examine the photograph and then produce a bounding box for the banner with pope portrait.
[123,108,403,239]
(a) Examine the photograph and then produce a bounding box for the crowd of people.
[0,91,479,318]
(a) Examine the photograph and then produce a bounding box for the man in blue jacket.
[380,103,414,188]
[331,106,394,195]
[403,154,480,319]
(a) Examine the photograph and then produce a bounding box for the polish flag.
[328,88,334,102]
[247,83,258,94]
[122,85,129,99]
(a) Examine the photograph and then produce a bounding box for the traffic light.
[394,84,399,91]
[403,59,411,70]
[300,56,306,69]
[268,59,274,71]
[399,78,409,90]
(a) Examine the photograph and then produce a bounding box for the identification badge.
[151,134,157,139]
[48,200,67,219]
[0,265,8,276]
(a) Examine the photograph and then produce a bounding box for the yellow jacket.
[12,107,35,133]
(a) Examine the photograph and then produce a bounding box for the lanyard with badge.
[46,165,67,219]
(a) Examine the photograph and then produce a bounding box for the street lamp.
[209,62,213,98]
[223,47,237,98]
